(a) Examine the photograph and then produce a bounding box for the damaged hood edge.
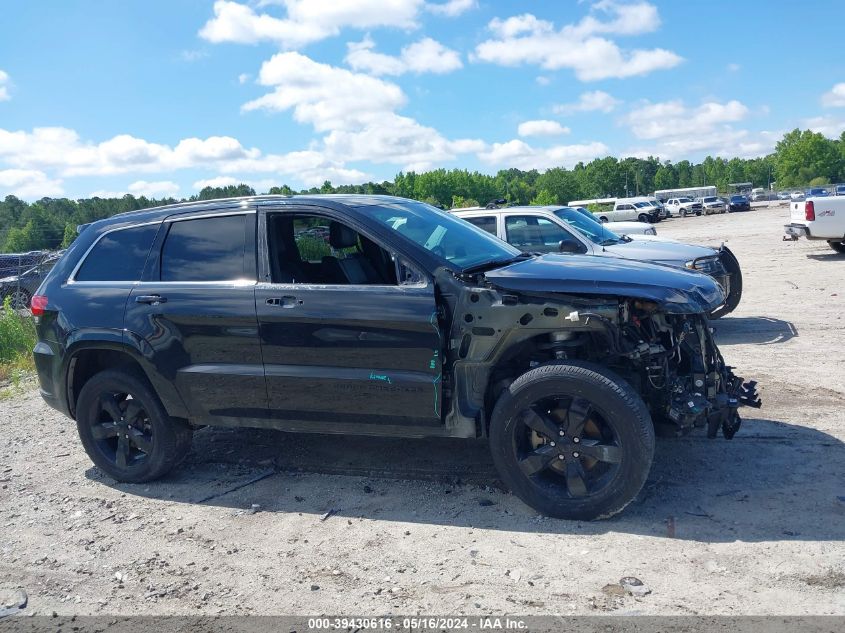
[483,253,726,314]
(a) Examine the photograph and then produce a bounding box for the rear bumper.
[33,340,70,417]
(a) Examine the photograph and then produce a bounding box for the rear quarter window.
[74,224,160,282]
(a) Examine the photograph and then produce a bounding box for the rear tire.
[599,216,609,223]
[489,361,655,520]
[76,368,192,483]
[638,214,649,223]
[829,240,845,254]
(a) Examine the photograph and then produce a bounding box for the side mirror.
[558,239,582,253]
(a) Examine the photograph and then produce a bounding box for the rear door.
[124,210,266,423]
[255,207,443,431]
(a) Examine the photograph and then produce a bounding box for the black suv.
[33,195,759,520]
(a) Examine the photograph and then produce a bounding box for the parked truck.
[784,198,845,252]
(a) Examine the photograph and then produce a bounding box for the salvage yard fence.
[0,250,63,312]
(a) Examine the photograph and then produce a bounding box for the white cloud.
[621,100,778,160]
[241,52,482,170]
[345,36,462,76]
[244,52,406,132]
[180,49,209,62]
[473,2,682,81]
[517,120,570,137]
[199,0,424,49]
[624,99,749,140]
[426,0,476,17]
[0,169,63,198]
[477,139,609,171]
[535,75,551,86]
[193,176,241,190]
[727,62,740,72]
[238,73,251,84]
[554,90,620,114]
[821,82,845,108]
[0,127,263,177]
[803,115,845,138]
[0,70,11,102]
[0,125,370,190]
[127,180,180,198]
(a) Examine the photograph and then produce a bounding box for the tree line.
[2,127,844,253]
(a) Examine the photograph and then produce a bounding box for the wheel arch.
[64,338,189,420]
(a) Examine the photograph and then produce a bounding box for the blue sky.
[1,0,844,200]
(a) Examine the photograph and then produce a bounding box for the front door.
[255,209,443,431]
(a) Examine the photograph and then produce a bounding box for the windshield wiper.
[461,253,532,275]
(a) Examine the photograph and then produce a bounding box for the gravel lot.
[1,203,844,616]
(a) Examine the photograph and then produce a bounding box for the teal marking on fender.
[369,372,392,385]
[429,311,442,416]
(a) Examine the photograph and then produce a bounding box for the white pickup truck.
[784,198,845,252]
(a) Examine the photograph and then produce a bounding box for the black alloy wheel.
[76,368,192,482]
[489,362,654,520]
[513,395,622,499]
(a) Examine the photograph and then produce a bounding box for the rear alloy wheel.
[76,368,192,482]
[829,240,845,254]
[489,362,654,520]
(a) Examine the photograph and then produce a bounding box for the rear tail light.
[31,294,48,316]
[805,200,815,221]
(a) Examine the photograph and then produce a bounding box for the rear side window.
[75,224,159,282]
[161,215,247,282]
[463,216,497,235]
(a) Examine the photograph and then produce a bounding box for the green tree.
[61,223,77,248]
[450,195,480,209]
[775,129,842,187]
[530,189,558,206]
[653,164,678,191]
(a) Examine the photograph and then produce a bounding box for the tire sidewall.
[489,362,655,520]
[76,369,180,483]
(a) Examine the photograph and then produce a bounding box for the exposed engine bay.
[438,275,761,440]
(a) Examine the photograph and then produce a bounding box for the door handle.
[266,296,302,308]
[135,294,167,305]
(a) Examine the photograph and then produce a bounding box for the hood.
[484,254,725,314]
[600,239,716,265]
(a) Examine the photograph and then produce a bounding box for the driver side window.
[266,213,399,285]
[504,215,584,254]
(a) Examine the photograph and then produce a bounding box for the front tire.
[637,213,650,223]
[829,240,845,254]
[489,362,655,520]
[76,368,193,483]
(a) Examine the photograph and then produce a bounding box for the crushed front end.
[597,300,762,438]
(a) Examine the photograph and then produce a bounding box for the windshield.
[703,197,718,203]
[633,202,652,208]
[677,197,693,203]
[730,195,745,201]
[360,199,521,270]
[553,207,622,245]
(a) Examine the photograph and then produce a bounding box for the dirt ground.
[1,203,844,617]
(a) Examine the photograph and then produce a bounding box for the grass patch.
[0,297,36,389]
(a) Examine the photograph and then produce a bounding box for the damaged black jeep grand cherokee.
[32,195,760,520]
